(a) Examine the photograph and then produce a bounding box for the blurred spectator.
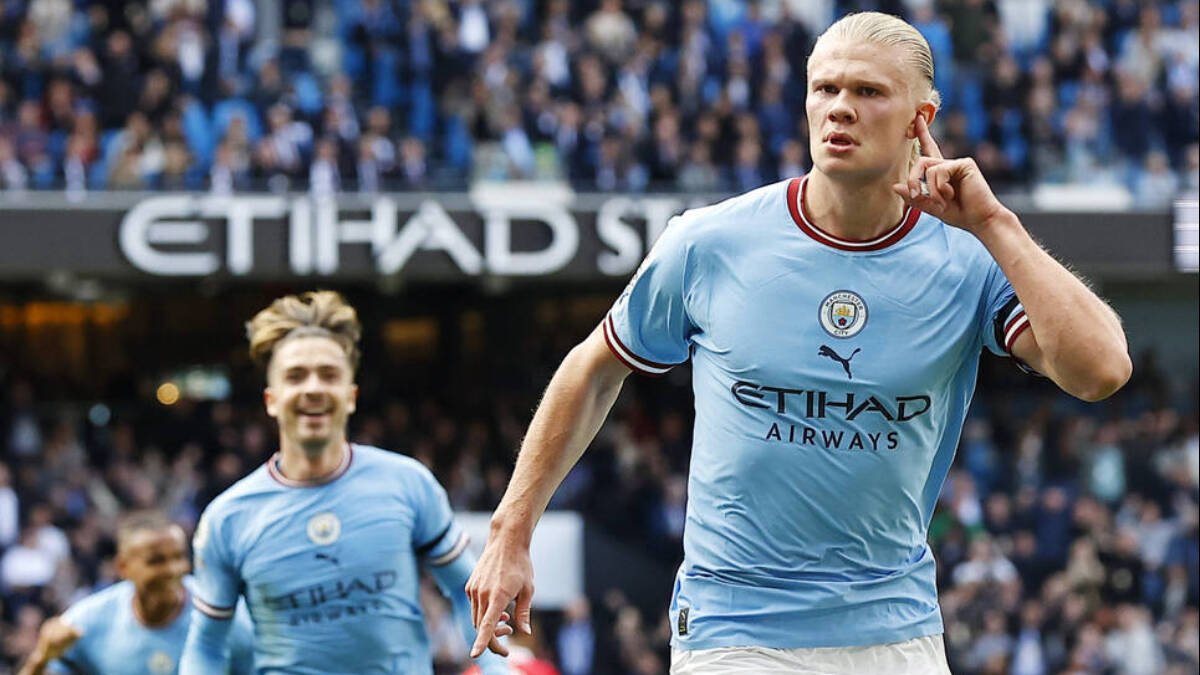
[398,136,428,188]
[0,524,57,603]
[210,139,251,194]
[309,136,341,196]
[0,0,1190,195]
[0,462,16,548]
[586,0,637,66]
[1105,604,1165,675]
[557,597,595,675]
[0,137,29,190]
[1135,150,1181,208]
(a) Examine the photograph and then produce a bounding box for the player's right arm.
[469,212,697,658]
[18,617,81,675]
[466,327,631,657]
[180,508,240,675]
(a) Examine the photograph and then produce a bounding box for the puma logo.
[818,345,861,379]
[314,552,340,567]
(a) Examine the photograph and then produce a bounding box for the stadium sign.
[0,189,1179,281]
[116,186,686,278]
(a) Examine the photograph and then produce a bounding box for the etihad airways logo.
[731,381,931,422]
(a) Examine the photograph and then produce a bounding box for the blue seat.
[211,98,263,144]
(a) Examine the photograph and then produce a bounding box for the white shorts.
[670,634,951,675]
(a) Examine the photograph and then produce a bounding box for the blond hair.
[813,12,941,167]
[246,291,362,371]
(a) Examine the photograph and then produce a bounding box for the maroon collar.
[267,443,354,487]
[787,176,920,251]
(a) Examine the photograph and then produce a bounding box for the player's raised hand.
[892,114,1009,234]
[22,617,82,674]
[466,531,535,658]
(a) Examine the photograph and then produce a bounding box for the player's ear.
[263,387,278,418]
[347,384,358,414]
[907,102,938,138]
[114,551,129,579]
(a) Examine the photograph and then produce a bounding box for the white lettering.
[377,201,484,274]
[117,191,675,279]
[199,196,287,275]
[289,198,313,274]
[595,197,643,276]
[473,184,578,275]
[119,196,217,276]
[314,198,340,275]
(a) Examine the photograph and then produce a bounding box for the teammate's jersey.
[604,176,1029,651]
[50,577,253,675]
[191,444,470,674]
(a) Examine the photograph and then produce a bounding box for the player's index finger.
[471,601,505,652]
[916,114,943,160]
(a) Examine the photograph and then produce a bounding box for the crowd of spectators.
[0,0,1196,203]
[0,295,1196,674]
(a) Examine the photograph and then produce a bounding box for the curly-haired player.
[181,291,510,675]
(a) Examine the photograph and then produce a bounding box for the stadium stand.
[0,0,1195,198]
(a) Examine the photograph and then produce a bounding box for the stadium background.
[0,1,1197,674]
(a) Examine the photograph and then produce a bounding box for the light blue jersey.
[604,176,1029,651]
[188,444,502,675]
[49,577,253,675]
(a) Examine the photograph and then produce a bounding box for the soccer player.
[467,12,1131,674]
[180,291,509,674]
[19,511,254,675]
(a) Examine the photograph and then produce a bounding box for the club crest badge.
[148,651,174,674]
[307,512,341,546]
[819,290,868,338]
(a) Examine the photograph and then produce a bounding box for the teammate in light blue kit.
[19,511,254,675]
[180,291,509,675]
[468,12,1131,675]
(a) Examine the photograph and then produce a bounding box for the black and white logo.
[819,345,860,379]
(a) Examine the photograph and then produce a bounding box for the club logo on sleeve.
[819,291,868,338]
[307,512,341,546]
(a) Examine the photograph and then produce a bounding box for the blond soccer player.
[467,12,1130,675]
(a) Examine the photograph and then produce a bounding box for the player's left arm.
[225,601,256,675]
[411,466,511,673]
[180,611,234,675]
[895,113,1131,401]
[427,546,512,675]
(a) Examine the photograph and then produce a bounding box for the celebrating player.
[180,291,509,674]
[467,12,1131,674]
[19,511,254,675]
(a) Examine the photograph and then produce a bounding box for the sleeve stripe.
[415,521,454,556]
[193,596,236,620]
[1003,312,1031,353]
[427,531,470,567]
[1003,309,1032,353]
[603,314,674,376]
[992,295,1022,349]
